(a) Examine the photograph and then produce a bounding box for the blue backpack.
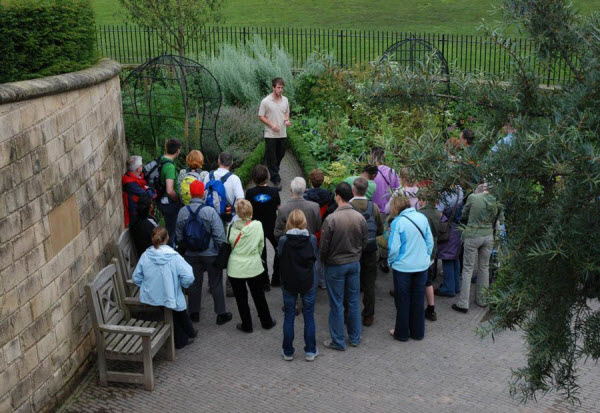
[183,205,211,252]
[205,171,233,220]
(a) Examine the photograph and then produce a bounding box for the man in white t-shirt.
[258,77,291,189]
[203,152,245,218]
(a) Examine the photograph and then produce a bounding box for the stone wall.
[0,60,126,412]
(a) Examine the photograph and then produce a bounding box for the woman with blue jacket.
[132,226,197,349]
[387,195,434,341]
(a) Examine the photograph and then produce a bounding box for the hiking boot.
[216,312,233,325]
[363,315,374,327]
[236,323,253,333]
[262,319,277,330]
[425,308,437,322]
[190,312,200,323]
[452,304,468,314]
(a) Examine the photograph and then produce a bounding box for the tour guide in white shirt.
[258,77,291,189]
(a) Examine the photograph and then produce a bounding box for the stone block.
[14,127,42,160]
[20,100,45,131]
[0,287,19,322]
[39,256,58,288]
[0,113,20,144]
[0,319,11,348]
[12,227,35,262]
[25,245,46,277]
[0,165,13,193]
[3,336,22,364]
[6,303,31,344]
[55,106,77,136]
[13,399,32,413]
[31,353,52,388]
[12,154,33,185]
[0,347,5,372]
[20,311,50,350]
[0,395,10,413]
[25,175,43,202]
[30,283,57,320]
[54,268,71,297]
[32,218,50,247]
[0,363,18,400]
[0,211,22,244]
[3,259,27,293]
[0,241,12,271]
[49,302,63,326]
[36,331,57,361]
[40,116,59,145]
[16,345,38,380]
[31,146,48,174]
[19,197,43,230]
[4,186,28,215]
[45,134,64,165]
[10,375,33,409]
[57,154,73,181]
[16,273,42,308]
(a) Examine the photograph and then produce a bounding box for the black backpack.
[182,205,211,252]
[280,234,316,294]
[144,157,173,198]
[353,201,378,253]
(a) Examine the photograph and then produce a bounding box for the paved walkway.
[58,151,600,413]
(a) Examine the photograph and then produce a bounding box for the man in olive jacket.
[320,182,368,351]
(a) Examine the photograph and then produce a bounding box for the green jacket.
[226,220,264,278]
[462,192,504,238]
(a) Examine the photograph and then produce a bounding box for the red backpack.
[314,203,329,244]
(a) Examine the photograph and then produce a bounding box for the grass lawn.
[94,0,600,34]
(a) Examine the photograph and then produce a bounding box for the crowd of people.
[122,77,506,360]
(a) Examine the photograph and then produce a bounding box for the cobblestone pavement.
[58,152,600,413]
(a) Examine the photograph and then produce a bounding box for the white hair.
[290,177,306,197]
[127,155,143,172]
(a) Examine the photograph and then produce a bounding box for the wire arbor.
[121,54,222,165]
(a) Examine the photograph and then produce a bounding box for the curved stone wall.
[0,60,126,412]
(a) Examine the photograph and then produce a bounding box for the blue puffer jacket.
[132,245,194,311]
[388,208,434,273]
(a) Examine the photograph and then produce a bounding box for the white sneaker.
[305,349,319,362]
[281,349,293,361]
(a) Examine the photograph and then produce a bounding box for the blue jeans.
[439,259,461,296]
[159,200,181,247]
[393,269,427,341]
[281,287,317,357]
[325,262,361,349]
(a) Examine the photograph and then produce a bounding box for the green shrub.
[235,141,265,186]
[0,0,97,83]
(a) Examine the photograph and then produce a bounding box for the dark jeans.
[392,269,427,341]
[282,286,317,356]
[173,309,195,348]
[360,250,378,317]
[260,232,280,286]
[264,137,286,183]
[158,200,181,247]
[184,255,226,316]
[439,258,461,296]
[229,275,274,331]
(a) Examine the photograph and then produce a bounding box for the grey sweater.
[274,197,321,241]
[175,198,226,256]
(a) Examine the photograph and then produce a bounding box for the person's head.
[190,180,205,199]
[165,138,182,156]
[272,77,285,97]
[285,209,307,232]
[135,193,152,220]
[362,165,378,180]
[290,177,306,198]
[235,199,253,221]
[459,129,475,146]
[371,147,385,165]
[475,182,490,194]
[334,182,353,205]
[308,169,325,188]
[399,167,415,186]
[252,164,269,185]
[186,150,204,170]
[151,226,169,249]
[352,177,368,197]
[127,155,143,175]
[218,152,233,169]
[389,194,411,218]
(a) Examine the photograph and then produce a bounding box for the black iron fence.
[97,25,575,85]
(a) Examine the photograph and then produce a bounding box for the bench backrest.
[115,228,139,286]
[85,261,126,328]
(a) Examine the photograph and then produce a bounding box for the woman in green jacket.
[227,199,276,333]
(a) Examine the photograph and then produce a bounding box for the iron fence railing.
[97,25,576,85]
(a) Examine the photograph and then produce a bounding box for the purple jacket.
[372,165,400,211]
[436,217,462,260]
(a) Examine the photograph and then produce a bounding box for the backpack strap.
[366,200,374,217]
[232,220,251,248]
[221,172,232,183]
[187,205,201,219]
[209,171,215,181]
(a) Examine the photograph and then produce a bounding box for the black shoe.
[190,312,200,323]
[270,278,281,287]
[236,323,253,333]
[452,304,468,314]
[262,319,277,330]
[379,262,390,273]
[216,312,233,325]
[425,308,438,321]
[434,288,455,298]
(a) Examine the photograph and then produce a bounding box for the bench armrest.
[99,324,155,337]
[123,296,143,306]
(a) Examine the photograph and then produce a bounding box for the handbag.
[437,197,459,243]
[214,221,250,269]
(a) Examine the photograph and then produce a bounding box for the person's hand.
[284,120,292,127]
[272,124,281,133]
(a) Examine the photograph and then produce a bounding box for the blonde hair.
[285,209,307,232]
[151,226,169,249]
[399,167,415,186]
[389,194,411,218]
[186,150,204,170]
[235,199,253,221]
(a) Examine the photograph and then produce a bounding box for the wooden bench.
[114,228,140,297]
[85,260,175,391]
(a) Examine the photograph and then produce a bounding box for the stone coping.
[0,59,121,105]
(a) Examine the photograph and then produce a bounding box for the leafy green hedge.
[235,141,265,186]
[287,132,319,180]
[0,0,97,83]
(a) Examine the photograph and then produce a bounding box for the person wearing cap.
[175,180,232,325]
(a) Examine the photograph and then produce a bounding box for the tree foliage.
[118,0,225,58]
[382,0,600,403]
